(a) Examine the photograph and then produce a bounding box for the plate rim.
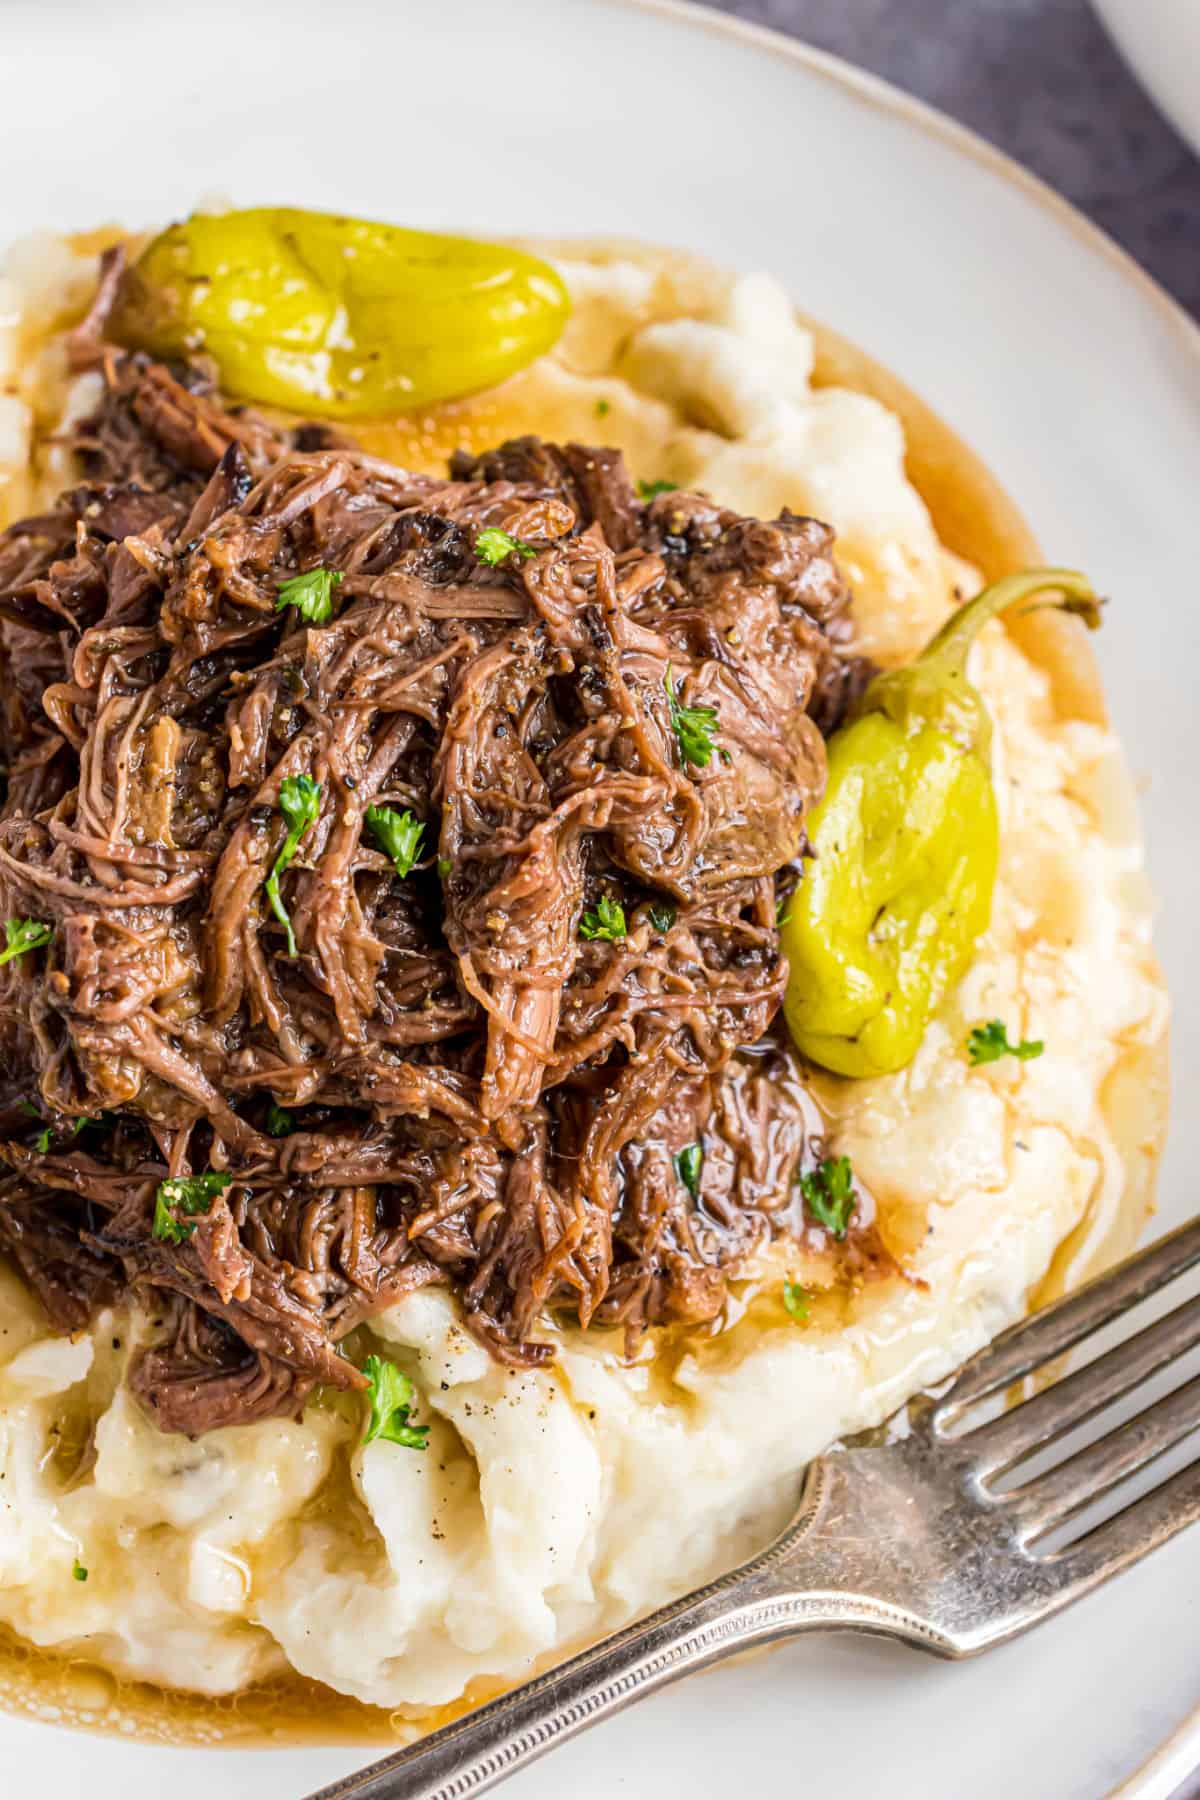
[601,0,1200,362]
[0,5,1197,1795]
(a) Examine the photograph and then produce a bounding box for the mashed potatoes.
[0,235,1167,1721]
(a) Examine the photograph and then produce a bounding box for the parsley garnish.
[34,1116,91,1154]
[362,1354,429,1450]
[475,527,538,567]
[647,902,675,934]
[265,1101,293,1137]
[366,805,425,878]
[152,1171,232,1244]
[580,895,627,942]
[799,1155,858,1240]
[72,1560,88,1583]
[664,665,719,769]
[0,918,53,965]
[275,566,344,626]
[436,857,452,880]
[265,774,321,957]
[595,398,610,418]
[783,1282,810,1323]
[17,1100,40,1118]
[966,1020,1045,1066]
[674,1143,703,1199]
[775,895,793,927]
[637,478,678,500]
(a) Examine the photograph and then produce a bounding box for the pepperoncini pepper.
[781,569,1101,1078]
[112,208,570,419]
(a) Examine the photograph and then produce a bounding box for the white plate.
[1094,0,1200,158]
[1,2,1198,1796]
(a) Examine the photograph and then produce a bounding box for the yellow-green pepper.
[781,569,1101,1078]
[112,207,570,419]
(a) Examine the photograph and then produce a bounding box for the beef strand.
[0,344,882,1437]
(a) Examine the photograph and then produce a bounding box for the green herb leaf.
[664,664,719,769]
[17,1099,40,1118]
[674,1142,703,1199]
[595,398,610,419]
[579,894,627,943]
[33,1116,91,1154]
[72,1560,88,1583]
[265,1101,294,1137]
[275,566,344,626]
[799,1155,858,1240]
[436,856,452,879]
[152,1171,233,1244]
[362,1353,429,1450]
[647,902,676,934]
[265,774,321,957]
[775,895,793,927]
[475,527,538,567]
[366,805,425,878]
[637,478,678,500]
[783,1282,810,1323]
[0,918,53,965]
[966,1020,1045,1066]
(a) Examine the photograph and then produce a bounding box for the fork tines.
[934,1213,1200,1565]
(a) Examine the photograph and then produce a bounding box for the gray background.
[702,0,1200,315]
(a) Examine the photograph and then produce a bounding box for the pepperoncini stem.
[780,564,1102,1080]
[860,567,1099,761]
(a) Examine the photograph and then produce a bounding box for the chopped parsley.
[674,1142,703,1199]
[362,1354,429,1450]
[580,894,627,942]
[595,398,611,418]
[17,1099,40,1118]
[34,1116,91,1154]
[664,665,719,769]
[637,478,678,501]
[72,1560,88,1583]
[775,895,793,928]
[799,1155,857,1240]
[265,774,321,957]
[967,1020,1045,1066]
[647,902,676,934]
[475,526,538,567]
[783,1282,811,1323]
[265,1101,294,1137]
[152,1171,233,1245]
[0,918,53,965]
[366,804,425,878]
[275,566,344,626]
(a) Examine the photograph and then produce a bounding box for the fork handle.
[307,1516,860,1800]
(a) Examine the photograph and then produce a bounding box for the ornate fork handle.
[310,1465,931,1800]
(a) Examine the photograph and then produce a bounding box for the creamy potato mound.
[0,235,1166,1717]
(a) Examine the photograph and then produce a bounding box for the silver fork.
[309,1216,1200,1800]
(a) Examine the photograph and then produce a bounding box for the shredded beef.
[0,333,884,1438]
